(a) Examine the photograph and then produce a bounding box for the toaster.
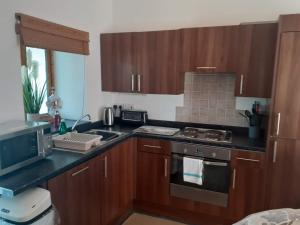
[120,110,148,124]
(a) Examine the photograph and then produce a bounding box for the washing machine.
[0,188,59,225]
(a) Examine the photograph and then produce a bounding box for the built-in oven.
[170,141,231,207]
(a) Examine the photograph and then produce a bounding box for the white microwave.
[0,121,52,176]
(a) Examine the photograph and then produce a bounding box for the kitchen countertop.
[0,120,266,197]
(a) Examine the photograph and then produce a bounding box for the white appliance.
[0,188,58,225]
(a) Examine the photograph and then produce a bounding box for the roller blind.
[15,13,89,55]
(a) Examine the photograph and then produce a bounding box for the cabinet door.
[102,139,135,225]
[182,26,238,73]
[235,23,277,98]
[101,33,136,92]
[135,30,182,94]
[136,151,170,205]
[48,158,102,225]
[136,138,171,205]
[271,32,300,139]
[268,139,300,209]
[227,150,266,223]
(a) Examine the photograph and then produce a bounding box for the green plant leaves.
[21,66,46,114]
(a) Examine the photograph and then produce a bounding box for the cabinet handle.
[131,74,135,92]
[232,169,236,190]
[275,113,281,136]
[196,66,217,70]
[104,156,108,178]
[239,74,244,95]
[273,140,278,163]
[236,157,260,163]
[137,74,141,92]
[72,166,89,177]
[164,158,168,178]
[143,144,162,149]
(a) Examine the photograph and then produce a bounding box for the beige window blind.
[15,13,89,55]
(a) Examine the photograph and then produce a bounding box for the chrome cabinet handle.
[131,74,135,92]
[164,158,168,178]
[72,166,89,177]
[273,141,278,163]
[276,113,281,136]
[104,156,108,178]
[196,66,217,69]
[137,74,141,92]
[236,157,260,163]
[232,169,236,190]
[143,144,162,149]
[240,74,244,95]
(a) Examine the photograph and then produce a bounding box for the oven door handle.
[203,161,228,167]
[172,154,228,167]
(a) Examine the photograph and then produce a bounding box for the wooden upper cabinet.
[270,32,300,139]
[227,150,266,223]
[135,30,182,94]
[235,23,277,98]
[100,30,183,94]
[181,26,239,74]
[101,32,136,92]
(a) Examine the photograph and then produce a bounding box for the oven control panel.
[172,142,231,161]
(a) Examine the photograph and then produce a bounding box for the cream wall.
[0,0,113,123]
[112,0,300,31]
[2,0,300,123]
[108,0,300,120]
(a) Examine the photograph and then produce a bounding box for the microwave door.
[0,131,40,176]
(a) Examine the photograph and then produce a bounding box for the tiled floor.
[123,213,186,225]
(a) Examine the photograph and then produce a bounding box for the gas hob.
[175,127,232,143]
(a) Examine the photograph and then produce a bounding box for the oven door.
[170,153,230,207]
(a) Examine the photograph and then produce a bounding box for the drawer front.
[138,138,171,155]
[231,150,265,169]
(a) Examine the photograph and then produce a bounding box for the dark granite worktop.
[0,120,266,197]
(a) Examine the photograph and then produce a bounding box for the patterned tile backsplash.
[176,73,248,127]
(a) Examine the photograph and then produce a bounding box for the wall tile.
[176,74,248,127]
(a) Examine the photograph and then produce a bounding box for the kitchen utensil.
[103,107,114,126]
[245,110,252,118]
[120,109,148,124]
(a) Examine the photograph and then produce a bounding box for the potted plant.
[21,62,47,121]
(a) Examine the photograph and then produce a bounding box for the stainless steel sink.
[83,129,122,141]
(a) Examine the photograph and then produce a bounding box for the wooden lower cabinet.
[226,150,266,224]
[48,138,136,225]
[136,138,171,206]
[48,137,268,225]
[102,138,136,225]
[267,139,300,209]
[48,158,102,225]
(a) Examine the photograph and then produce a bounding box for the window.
[16,13,89,120]
[25,47,50,114]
